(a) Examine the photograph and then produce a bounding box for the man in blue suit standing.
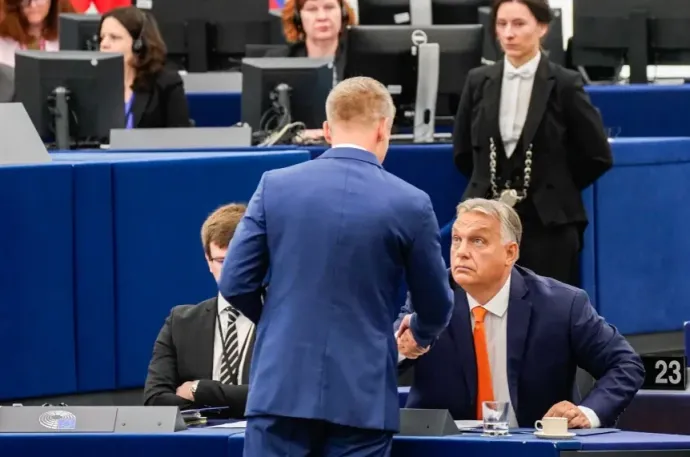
[219,76,454,456]
[397,198,645,429]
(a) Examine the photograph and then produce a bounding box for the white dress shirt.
[499,53,541,158]
[467,274,601,428]
[212,293,254,384]
[332,143,369,152]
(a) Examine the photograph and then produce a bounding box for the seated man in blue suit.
[397,198,645,429]
[220,76,454,457]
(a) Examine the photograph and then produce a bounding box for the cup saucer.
[534,431,575,439]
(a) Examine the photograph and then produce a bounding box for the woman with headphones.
[98,6,190,129]
[269,0,357,82]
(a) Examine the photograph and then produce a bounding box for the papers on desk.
[570,428,620,436]
[211,421,248,429]
[454,420,482,431]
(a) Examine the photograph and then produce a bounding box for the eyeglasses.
[21,0,49,7]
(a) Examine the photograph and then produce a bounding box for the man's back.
[246,147,450,431]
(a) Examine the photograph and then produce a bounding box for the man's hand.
[543,401,592,429]
[176,381,197,401]
[396,314,429,359]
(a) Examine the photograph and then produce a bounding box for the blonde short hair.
[456,198,522,245]
[325,76,396,127]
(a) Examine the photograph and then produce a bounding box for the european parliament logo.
[39,410,77,430]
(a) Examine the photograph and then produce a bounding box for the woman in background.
[452,0,612,286]
[271,0,357,81]
[98,6,190,128]
[268,0,357,140]
[0,0,73,67]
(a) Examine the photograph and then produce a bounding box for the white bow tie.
[506,68,532,80]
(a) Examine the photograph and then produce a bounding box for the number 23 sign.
[641,355,687,390]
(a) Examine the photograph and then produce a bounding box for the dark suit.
[0,63,14,103]
[399,266,645,427]
[264,40,347,83]
[219,147,453,456]
[131,68,191,128]
[143,297,255,418]
[453,56,613,285]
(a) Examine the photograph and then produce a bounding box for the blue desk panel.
[186,86,690,138]
[187,92,241,128]
[0,163,77,400]
[110,151,311,387]
[578,431,690,451]
[71,163,116,392]
[51,152,273,392]
[595,138,690,334]
[0,430,234,457]
[2,428,689,457]
[587,84,690,137]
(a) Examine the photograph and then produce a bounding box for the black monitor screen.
[15,50,124,145]
[241,57,334,132]
[59,13,101,51]
[345,25,483,121]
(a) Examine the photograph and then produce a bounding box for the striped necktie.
[219,305,241,385]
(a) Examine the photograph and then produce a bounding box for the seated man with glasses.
[144,203,253,418]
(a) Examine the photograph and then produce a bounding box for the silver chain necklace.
[489,137,533,207]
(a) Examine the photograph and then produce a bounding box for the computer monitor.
[344,25,483,142]
[241,57,333,134]
[152,0,281,72]
[572,0,690,83]
[14,51,124,149]
[478,6,565,66]
[358,0,490,26]
[59,13,101,51]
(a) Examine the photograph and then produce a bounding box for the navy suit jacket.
[219,146,454,432]
[398,266,644,427]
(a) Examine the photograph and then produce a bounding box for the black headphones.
[293,0,349,34]
[131,9,148,55]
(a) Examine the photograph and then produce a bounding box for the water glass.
[482,401,510,436]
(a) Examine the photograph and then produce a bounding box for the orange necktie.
[472,306,494,419]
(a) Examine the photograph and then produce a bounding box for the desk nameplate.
[0,406,186,433]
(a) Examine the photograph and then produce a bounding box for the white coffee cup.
[534,417,568,435]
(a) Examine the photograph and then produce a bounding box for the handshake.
[396,314,430,359]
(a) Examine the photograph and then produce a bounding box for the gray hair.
[456,198,522,245]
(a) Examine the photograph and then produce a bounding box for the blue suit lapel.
[448,286,477,404]
[506,268,532,413]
